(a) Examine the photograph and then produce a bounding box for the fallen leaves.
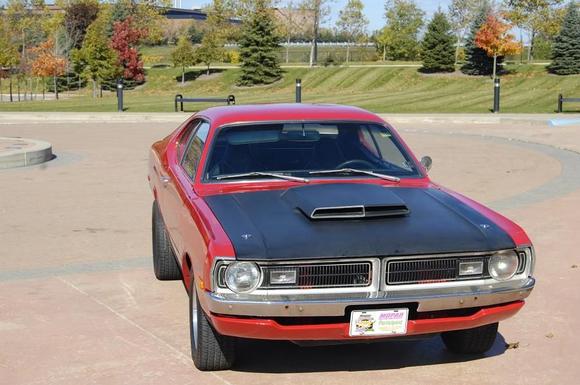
[505,341,520,350]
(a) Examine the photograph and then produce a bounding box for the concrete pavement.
[0,116,579,385]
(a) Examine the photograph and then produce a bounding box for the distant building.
[3,4,239,23]
[165,7,208,21]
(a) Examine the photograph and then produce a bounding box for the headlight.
[224,262,261,293]
[489,251,519,281]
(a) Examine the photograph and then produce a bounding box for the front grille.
[386,257,490,285]
[262,262,372,288]
[218,262,372,290]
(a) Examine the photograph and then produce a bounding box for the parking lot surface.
[1,115,579,385]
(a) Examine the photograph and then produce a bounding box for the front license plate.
[349,308,409,337]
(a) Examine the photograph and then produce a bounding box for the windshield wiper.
[215,172,309,183]
[309,168,400,182]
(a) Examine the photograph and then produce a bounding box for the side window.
[182,122,210,179]
[176,119,201,161]
[370,125,413,171]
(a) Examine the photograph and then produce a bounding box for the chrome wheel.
[191,286,198,349]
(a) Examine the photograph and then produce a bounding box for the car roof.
[196,103,386,127]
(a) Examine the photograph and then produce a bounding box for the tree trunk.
[182,66,185,85]
[526,30,534,63]
[54,76,59,100]
[519,30,524,64]
[17,80,20,102]
[529,30,536,62]
[92,79,97,99]
[43,78,46,100]
[454,34,461,66]
[286,36,290,64]
[383,46,386,62]
[206,64,210,76]
[346,45,350,65]
[312,7,319,66]
[9,76,13,102]
[309,40,315,67]
[0,77,2,102]
[493,55,497,81]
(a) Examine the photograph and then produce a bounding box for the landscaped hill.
[0,65,578,113]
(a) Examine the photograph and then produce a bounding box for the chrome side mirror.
[420,156,432,172]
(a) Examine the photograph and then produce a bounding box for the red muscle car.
[148,104,535,371]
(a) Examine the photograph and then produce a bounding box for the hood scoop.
[311,204,409,219]
[282,183,410,220]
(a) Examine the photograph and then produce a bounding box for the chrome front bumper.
[200,277,535,317]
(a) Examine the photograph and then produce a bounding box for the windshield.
[203,122,421,181]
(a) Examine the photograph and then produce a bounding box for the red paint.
[209,301,525,340]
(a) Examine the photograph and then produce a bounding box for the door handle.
[160,175,170,186]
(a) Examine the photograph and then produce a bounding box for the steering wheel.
[335,159,375,169]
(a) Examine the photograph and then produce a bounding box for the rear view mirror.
[420,156,432,172]
[281,130,320,142]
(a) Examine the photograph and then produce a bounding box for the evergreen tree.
[549,2,580,75]
[421,11,456,72]
[73,11,120,98]
[237,0,282,86]
[461,1,503,75]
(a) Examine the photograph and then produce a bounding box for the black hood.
[204,183,515,260]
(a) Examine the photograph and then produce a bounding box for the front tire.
[441,322,499,354]
[152,200,181,281]
[189,283,236,371]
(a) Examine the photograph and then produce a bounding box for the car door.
[166,120,211,265]
[157,119,202,263]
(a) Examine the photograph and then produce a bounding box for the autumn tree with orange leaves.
[30,39,67,100]
[475,14,522,80]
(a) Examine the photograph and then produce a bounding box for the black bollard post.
[116,78,124,112]
[295,78,302,103]
[493,78,500,113]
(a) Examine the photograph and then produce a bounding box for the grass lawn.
[0,65,578,113]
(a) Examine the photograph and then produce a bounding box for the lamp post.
[116,78,124,112]
[493,78,500,113]
[295,79,302,103]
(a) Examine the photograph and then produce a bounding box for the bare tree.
[300,0,333,67]
[337,0,368,64]
[448,0,481,65]
[277,1,302,64]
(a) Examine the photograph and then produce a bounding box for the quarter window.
[176,120,201,162]
[182,122,210,179]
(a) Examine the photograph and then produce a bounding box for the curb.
[378,114,580,126]
[0,112,579,126]
[0,112,188,123]
[0,137,53,169]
